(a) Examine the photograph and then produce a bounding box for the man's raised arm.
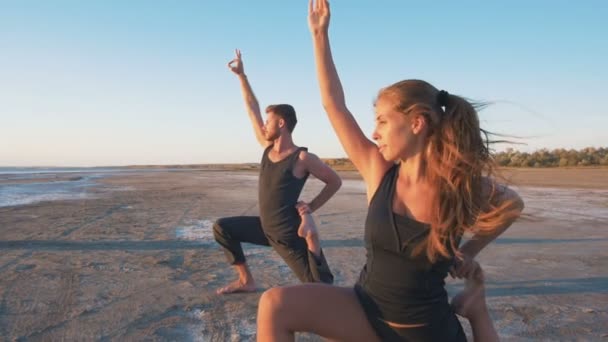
[227,49,269,148]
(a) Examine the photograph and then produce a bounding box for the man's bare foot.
[451,262,487,319]
[298,214,320,256]
[216,279,256,295]
[297,214,318,239]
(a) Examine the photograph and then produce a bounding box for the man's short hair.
[266,104,297,132]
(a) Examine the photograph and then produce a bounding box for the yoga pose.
[213,49,341,294]
[256,1,523,340]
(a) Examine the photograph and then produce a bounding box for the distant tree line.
[494,147,608,167]
[323,147,608,169]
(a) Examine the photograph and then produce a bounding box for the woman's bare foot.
[216,279,256,295]
[451,262,487,319]
[298,213,321,256]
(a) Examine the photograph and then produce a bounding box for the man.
[213,49,341,294]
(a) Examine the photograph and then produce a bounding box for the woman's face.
[372,96,415,161]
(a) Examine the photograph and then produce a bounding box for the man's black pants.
[213,216,334,284]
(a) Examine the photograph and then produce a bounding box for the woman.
[257,0,523,340]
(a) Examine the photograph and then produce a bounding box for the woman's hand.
[450,252,477,279]
[308,0,331,34]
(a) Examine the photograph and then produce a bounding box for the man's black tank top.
[355,163,456,324]
[258,145,309,236]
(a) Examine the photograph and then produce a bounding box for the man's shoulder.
[298,148,319,163]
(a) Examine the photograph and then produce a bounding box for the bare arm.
[308,0,389,186]
[461,182,524,257]
[228,49,269,148]
[452,180,525,278]
[300,151,342,213]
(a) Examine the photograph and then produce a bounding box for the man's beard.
[265,131,280,141]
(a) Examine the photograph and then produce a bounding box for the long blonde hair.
[379,80,521,263]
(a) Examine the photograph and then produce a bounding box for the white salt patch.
[0,191,93,207]
[232,319,256,341]
[189,306,257,341]
[175,219,215,241]
[187,309,208,342]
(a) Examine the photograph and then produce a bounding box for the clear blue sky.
[1,1,606,166]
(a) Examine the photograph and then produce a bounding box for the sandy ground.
[0,168,607,341]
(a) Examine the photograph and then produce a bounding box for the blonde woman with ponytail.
[256,0,523,341]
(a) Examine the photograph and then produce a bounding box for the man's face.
[263,112,282,141]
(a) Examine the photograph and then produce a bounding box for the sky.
[1,0,606,167]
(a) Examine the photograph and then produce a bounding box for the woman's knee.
[259,287,289,317]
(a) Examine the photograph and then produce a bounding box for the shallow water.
[0,176,98,207]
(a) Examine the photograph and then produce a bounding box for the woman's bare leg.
[257,284,380,342]
[451,263,499,342]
